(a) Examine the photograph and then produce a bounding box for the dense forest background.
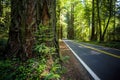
[0,0,120,80]
[59,0,120,42]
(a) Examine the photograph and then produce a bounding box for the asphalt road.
[63,40,120,80]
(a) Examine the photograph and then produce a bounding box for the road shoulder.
[60,41,91,80]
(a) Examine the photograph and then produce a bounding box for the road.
[63,40,120,80]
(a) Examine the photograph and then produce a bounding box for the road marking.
[83,42,120,51]
[79,44,120,59]
[63,40,101,80]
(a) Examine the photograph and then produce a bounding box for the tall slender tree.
[113,0,116,40]
[67,11,70,39]
[70,2,74,39]
[96,0,102,41]
[91,0,95,40]
[101,0,112,41]
[0,0,3,17]
[67,2,74,39]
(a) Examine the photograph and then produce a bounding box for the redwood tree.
[91,0,95,41]
[5,0,37,60]
[67,2,74,40]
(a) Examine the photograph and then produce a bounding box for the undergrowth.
[0,24,67,80]
[0,57,65,80]
[0,43,66,80]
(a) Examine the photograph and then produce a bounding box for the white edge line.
[63,40,101,80]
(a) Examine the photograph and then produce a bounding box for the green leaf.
[45,73,60,80]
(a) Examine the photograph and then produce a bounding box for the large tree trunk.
[5,0,23,59]
[5,0,37,60]
[96,0,102,41]
[24,0,37,58]
[57,0,61,39]
[51,0,59,56]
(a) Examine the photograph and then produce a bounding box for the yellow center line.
[80,44,120,59]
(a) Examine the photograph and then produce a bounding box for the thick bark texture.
[57,0,61,39]
[51,0,59,56]
[6,0,22,59]
[41,0,50,25]
[24,0,37,58]
[5,0,37,60]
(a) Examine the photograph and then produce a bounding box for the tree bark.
[41,0,50,26]
[5,0,37,60]
[51,0,59,56]
[67,12,70,39]
[36,0,42,25]
[101,0,112,41]
[6,0,23,59]
[91,0,95,41]
[96,0,102,41]
[70,3,74,39]
[67,3,74,40]
[57,0,61,39]
[113,0,116,41]
[0,0,2,17]
[24,0,37,58]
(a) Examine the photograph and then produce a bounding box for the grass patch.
[78,40,120,50]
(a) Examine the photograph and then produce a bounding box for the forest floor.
[60,41,91,80]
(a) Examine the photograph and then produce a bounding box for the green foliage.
[0,60,18,80]
[45,73,60,80]
[0,58,65,80]
[0,0,10,36]
[59,0,120,42]
[33,38,64,80]
[0,39,7,57]
[0,39,7,46]
[34,23,57,58]
[35,24,54,43]
[60,55,70,62]
[34,43,56,56]
[0,38,65,80]
[35,47,55,58]
[42,58,67,80]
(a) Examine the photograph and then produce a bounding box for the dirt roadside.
[60,41,91,80]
